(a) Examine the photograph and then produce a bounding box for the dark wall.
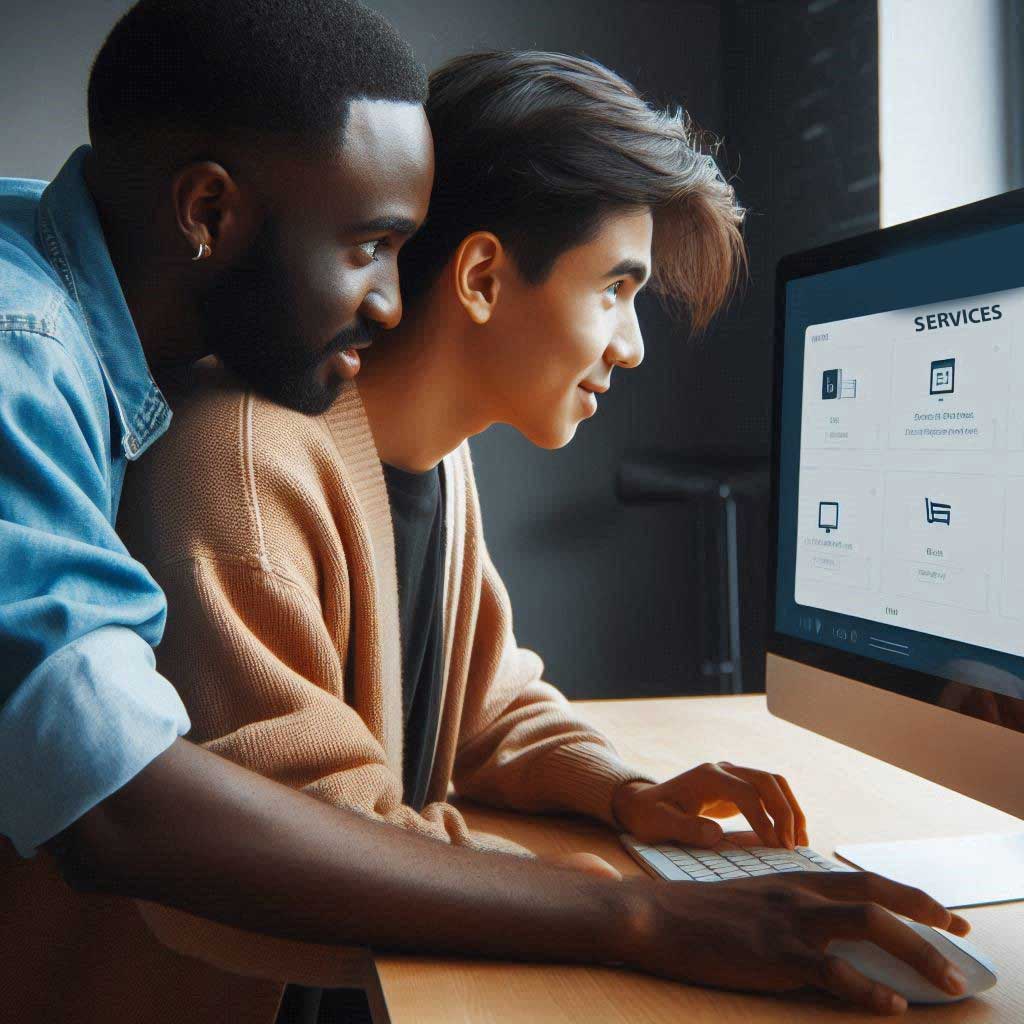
[0,0,131,180]
[716,0,881,689]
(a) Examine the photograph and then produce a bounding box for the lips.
[329,320,378,359]
[325,348,362,379]
[578,381,609,395]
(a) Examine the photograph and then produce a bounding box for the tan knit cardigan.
[125,372,648,847]
[0,370,649,1024]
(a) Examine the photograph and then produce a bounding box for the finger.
[819,952,908,1015]
[712,770,780,847]
[652,802,724,847]
[824,904,967,996]
[807,871,971,937]
[552,852,623,881]
[730,766,796,848]
[773,774,809,846]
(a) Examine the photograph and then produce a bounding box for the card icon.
[925,497,951,525]
[929,357,955,396]
[818,501,840,533]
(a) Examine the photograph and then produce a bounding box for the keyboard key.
[665,853,701,865]
[638,849,691,881]
[695,856,730,868]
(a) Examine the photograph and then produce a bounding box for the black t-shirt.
[275,465,448,1024]
[381,461,446,812]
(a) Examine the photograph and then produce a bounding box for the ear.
[170,161,257,264]
[453,231,506,325]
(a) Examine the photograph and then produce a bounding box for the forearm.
[304,771,531,857]
[57,742,981,1017]
[50,737,638,964]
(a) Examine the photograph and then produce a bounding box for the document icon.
[821,368,857,400]
[929,357,955,396]
[818,501,840,533]
[925,498,951,525]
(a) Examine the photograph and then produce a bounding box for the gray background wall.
[0,0,880,699]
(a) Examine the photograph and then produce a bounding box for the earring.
[191,241,212,261]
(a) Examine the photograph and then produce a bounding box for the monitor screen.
[773,207,1024,708]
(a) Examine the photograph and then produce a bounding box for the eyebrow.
[343,215,421,237]
[605,258,650,285]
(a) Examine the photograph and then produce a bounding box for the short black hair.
[87,0,427,157]
[400,51,744,330]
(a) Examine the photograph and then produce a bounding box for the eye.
[605,280,624,298]
[357,238,387,261]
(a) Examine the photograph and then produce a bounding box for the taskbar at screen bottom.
[776,604,1024,705]
[770,619,1024,738]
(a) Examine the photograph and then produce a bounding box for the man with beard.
[0,0,431,845]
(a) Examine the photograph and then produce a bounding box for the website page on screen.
[775,219,1024,697]
[795,287,1024,658]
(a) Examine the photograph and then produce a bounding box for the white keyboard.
[621,831,855,882]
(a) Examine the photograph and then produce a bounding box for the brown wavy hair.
[399,50,745,330]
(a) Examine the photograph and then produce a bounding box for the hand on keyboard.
[612,761,808,849]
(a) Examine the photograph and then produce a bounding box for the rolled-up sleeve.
[0,626,190,856]
[0,329,189,856]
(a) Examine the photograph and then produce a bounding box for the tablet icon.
[925,497,951,525]
[818,501,840,533]
[929,357,955,397]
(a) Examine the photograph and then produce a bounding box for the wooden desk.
[371,695,1022,1023]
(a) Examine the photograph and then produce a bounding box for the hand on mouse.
[611,762,809,849]
[616,868,971,1016]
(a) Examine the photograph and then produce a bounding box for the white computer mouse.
[828,921,997,1004]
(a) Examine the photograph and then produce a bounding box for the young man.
[116,50,971,1020]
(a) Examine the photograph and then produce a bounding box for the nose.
[360,269,403,331]
[606,312,644,370]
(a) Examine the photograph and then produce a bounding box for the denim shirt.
[0,147,190,856]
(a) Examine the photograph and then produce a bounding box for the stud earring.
[191,241,212,261]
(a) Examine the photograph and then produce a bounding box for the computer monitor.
[767,189,1024,908]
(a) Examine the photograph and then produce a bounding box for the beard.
[198,218,376,415]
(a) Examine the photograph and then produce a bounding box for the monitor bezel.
[767,187,1024,727]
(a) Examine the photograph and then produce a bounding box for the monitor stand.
[836,832,1024,908]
